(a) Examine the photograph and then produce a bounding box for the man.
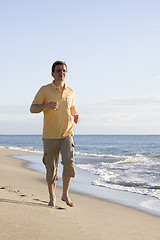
[30,61,79,207]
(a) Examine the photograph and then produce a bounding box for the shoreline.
[0,148,160,240]
[11,151,160,217]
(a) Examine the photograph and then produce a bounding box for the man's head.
[51,61,67,82]
[51,61,67,73]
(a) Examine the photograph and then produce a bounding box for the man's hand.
[70,106,79,124]
[46,101,59,110]
[74,113,80,124]
[30,102,59,113]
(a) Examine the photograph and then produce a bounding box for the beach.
[0,148,160,240]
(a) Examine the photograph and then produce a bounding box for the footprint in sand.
[19,194,26,197]
[33,198,48,204]
[0,186,27,197]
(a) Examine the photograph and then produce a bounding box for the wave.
[75,151,117,158]
[92,180,160,200]
[76,160,160,200]
[0,145,43,154]
[75,151,125,159]
[148,186,160,190]
[101,154,160,166]
[76,151,160,166]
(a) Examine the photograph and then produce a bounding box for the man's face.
[52,64,67,81]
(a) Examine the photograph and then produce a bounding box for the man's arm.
[70,106,80,124]
[30,102,59,113]
[30,104,46,113]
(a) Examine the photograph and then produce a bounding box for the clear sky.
[0,0,160,135]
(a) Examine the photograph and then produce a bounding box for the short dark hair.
[51,61,67,73]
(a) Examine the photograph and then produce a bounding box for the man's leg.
[47,157,59,207]
[43,138,60,207]
[60,136,76,207]
[61,175,75,207]
[48,182,56,207]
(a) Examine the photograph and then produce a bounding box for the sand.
[0,148,160,240]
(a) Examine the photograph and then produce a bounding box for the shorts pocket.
[61,136,75,165]
[42,153,47,165]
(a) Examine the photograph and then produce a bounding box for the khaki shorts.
[43,135,75,184]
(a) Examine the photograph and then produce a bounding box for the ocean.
[0,135,160,216]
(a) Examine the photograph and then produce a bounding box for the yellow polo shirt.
[32,82,75,139]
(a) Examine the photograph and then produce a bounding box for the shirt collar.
[51,81,68,90]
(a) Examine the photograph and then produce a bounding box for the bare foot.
[61,195,75,207]
[48,196,56,207]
